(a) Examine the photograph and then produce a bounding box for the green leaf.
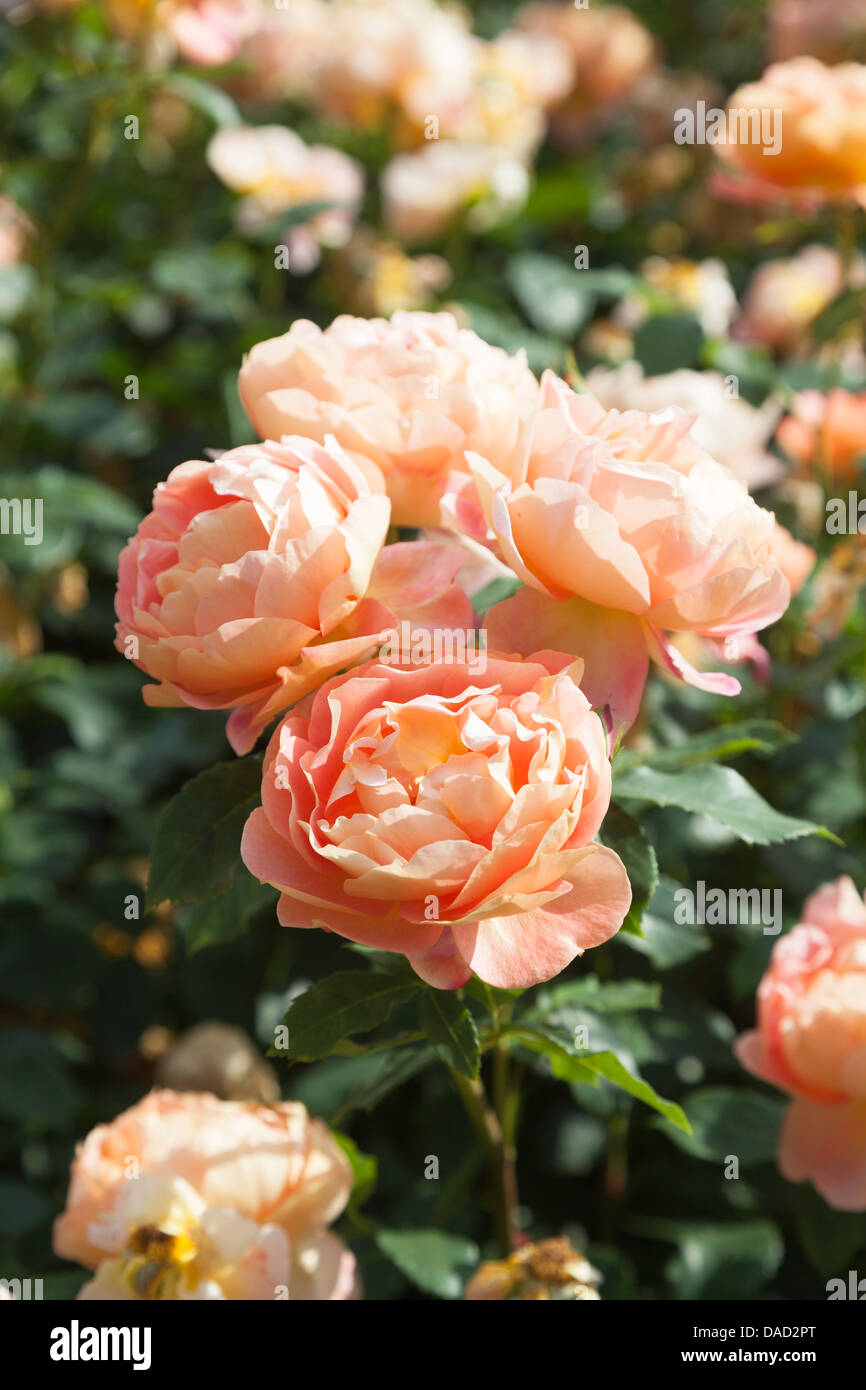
[505,1025,689,1131]
[181,871,277,953]
[276,971,421,1062]
[615,719,798,772]
[471,575,523,616]
[162,72,242,129]
[419,990,480,1079]
[536,976,661,1014]
[657,1087,785,1164]
[633,313,704,374]
[147,758,263,907]
[332,1131,378,1210]
[618,876,711,968]
[796,1186,866,1279]
[613,763,834,846]
[375,1229,479,1299]
[598,805,658,935]
[810,286,866,346]
[506,251,594,338]
[640,1219,784,1300]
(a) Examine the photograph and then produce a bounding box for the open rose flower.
[238,311,540,528]
[114,436,471,755]
[777,388,866,480]
[53,1091,358,1299]
[241,653,631,990]
[457,371,792,731]
[713,58,866,209]
[382,141,531,245]
[207,126,364,274]
[736,878,866,1210]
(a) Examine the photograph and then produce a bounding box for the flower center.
[121,1223,198,1300]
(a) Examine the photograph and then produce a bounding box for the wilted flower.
[465,1237,602,1300]
[154,1023,279,1103]
[53,1091,358,1299]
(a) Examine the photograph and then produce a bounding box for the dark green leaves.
[615,719,798,771]
[375,1229,479,1299]
[598,805,658,935]
[147,758,263,907]
[275,971,420,1062]
[507,251,594,338]
[419,990,480,1079]
[614,763,834,846]
[658,1087,785,1165]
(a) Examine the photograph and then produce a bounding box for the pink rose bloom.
[712,58,866,209]
[457,371,792,732]
[734,245,848,353]
[241,653,631,990]
[114,436,471,754]
[736,878,866,1210]
[53,1091,358,1299]
[105,0,259,66]
[207,126,364,274]
[238,312,540,529]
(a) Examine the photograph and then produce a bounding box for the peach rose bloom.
[517,3,656,146]
[53,1091,358,1299]
[239,312,540,529]
[0,196,32,268]
[736,878,866,1210]
[777,388,866,480]
[206,126,364,274]
[114,436,471,754]
[457,371,792,731]
[713,58,866,208]
[734,245,847,353]
[241,653,631,990]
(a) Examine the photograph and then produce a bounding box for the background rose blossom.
[777,388,866,480]
[713,57,866,208]
[53,1090,358,1299]
[207,126,364,274]
[238,310,541,528]
[736,879,866,1210]
[241,652,631,990]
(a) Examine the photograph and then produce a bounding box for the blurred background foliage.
[1,0,865,1299]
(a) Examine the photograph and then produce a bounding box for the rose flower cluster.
[114,309,799,991]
